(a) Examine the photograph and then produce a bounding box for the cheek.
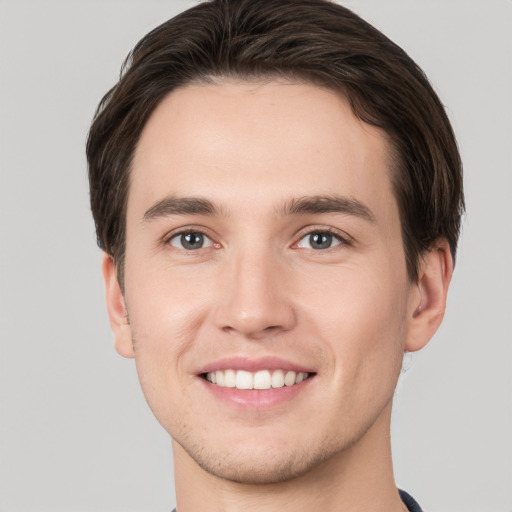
[123,262,214,403]
[125,255,212,339]
[298,263,409,379]
[127,299,201,429]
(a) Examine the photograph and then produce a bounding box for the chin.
[174,430,355,485]
[191,448,320,484]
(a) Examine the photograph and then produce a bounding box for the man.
[86,0,464,510]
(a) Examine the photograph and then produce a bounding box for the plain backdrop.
[0,1,511,511]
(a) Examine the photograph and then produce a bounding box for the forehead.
[129,80,396,224]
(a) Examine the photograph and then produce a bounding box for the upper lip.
[197,356,315,375]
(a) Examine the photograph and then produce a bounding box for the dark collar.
[399,489,424,512]
[171,489,424,512]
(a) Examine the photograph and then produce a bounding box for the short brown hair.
[87,0,464,284]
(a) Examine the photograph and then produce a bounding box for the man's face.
[111,81,421,483]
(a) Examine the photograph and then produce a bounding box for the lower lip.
[199,376,314,409]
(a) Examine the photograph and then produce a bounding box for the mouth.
[201,369,313,390]
[196,357,316,409]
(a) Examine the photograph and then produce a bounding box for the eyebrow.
[143,196,219,221]
[281,195,376,223]
[143,194,375,223]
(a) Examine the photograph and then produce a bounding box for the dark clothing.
[171,488,423,512]
[399,489,424,512]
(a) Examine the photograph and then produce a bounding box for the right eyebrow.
[143,196,220,221]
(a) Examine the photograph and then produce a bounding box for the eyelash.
[164,226,352,251]
[293,226,352,251]
[165,227,217,251]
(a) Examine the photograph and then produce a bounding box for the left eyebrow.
[280,195,376,223]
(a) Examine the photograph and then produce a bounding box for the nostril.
[263,325,285,335]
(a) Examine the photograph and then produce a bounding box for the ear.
[102,253,135,358]
[405,240,454,352]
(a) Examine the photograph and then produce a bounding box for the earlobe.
[405,240,454,352]
[102,253,135,358]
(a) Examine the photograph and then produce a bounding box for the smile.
[204,369,311,390]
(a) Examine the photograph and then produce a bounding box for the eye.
[168,231,213,250]
[296,230,344,250]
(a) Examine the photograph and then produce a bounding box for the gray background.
[0,1,511,511]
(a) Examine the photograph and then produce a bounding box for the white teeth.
[271,370,285,388]
[205,369,310,389]
[224,369,236,388]
[284,371,296,386]
[254,370,272,390]
[235,370,253,389]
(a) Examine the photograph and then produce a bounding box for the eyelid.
[163,226,221,249]
[292,225,353,249]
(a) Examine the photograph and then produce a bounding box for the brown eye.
[169,232,212,250]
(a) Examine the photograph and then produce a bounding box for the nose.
[213,248,297,339]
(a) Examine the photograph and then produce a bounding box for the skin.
[103,81,453,512]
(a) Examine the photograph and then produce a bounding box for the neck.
[173,402,406,512]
